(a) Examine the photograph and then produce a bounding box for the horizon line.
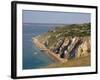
[23,22,90,25]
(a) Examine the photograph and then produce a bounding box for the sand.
[32,37,68,63]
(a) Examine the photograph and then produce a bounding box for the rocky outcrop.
[76,37,91,58]
[36,23,91,60]
[45,36,90,60]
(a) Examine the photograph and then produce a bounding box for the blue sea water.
[23,23,61,69]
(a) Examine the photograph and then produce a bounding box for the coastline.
[32,37,68,63]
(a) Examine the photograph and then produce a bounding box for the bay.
[23,23,61,69]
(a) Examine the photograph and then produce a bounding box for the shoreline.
[32,37,68,63]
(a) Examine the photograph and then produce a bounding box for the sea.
[23,23,65,69]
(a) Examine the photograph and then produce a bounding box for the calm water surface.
[23,23,61,69]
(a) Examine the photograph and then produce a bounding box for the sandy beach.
[32,37,68,63]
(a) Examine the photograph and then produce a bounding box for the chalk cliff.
[36,23,91,61]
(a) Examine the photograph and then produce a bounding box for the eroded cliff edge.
[33,23,91,67]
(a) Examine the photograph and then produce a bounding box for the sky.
[23,10,90,24]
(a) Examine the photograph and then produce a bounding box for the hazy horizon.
[23,10,91,24]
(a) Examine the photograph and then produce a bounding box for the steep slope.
[33,23,91,67]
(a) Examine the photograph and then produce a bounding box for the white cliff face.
[36,23,91,60]
[62,38,70,47]
[76,37,91,58]
[48,36,91,59]
[56,37,90,59]
[37,32,91,60]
